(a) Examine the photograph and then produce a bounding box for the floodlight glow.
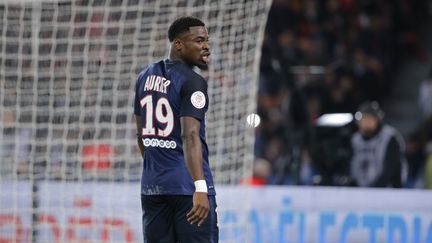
[316,113,353,127]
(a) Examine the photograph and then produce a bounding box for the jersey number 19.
[140,95,174,137]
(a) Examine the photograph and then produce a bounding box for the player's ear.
[174,38,183,52]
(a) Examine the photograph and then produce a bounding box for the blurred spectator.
[419,67,432,119]
[350,101,407,188]
[266,146,317,185]
[405,132,427,188]
[239,158,272,186]
[425,142,432,189]
[405,115,432,189]
[0,108,32,178]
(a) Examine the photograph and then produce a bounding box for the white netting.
[0,0,271,242]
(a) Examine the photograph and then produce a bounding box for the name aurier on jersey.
[144,75,171,93]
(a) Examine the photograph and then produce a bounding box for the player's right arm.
[135,115,145,159]
[134,72,145,159]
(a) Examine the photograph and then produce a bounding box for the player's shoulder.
[142,60,164,74]
[165,59,205,83]
[136,61,164,81]
[137,62,155,77]
[181,67,204,83]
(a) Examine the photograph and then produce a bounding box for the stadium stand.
[256,0,432,187]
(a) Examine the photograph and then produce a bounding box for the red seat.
[82,144,112,170]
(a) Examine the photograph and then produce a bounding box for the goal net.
[0,0,271,242]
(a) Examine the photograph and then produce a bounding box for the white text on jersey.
[144,75,171,94]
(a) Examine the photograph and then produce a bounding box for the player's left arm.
[181,116,209,227]
[180,77,209,226]
[181,116,205,182]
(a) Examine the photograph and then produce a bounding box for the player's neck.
[168,52,184,63]
[168,48,191,67]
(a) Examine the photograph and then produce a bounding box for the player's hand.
[186,192,209,227]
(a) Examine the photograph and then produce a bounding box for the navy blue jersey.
[134,59,215,196]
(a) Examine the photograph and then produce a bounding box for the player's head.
[168,16,210,70]
[354,101,384,137]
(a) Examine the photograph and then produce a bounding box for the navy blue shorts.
[141,195,219,243]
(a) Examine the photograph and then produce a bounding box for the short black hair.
[168,16,205,42]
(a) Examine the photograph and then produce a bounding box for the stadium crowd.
[253,0,432,188]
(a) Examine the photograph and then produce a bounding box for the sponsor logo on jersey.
[142,138,177,149]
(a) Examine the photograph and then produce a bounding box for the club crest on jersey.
[191,91,206,109]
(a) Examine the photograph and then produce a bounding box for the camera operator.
[350,101,408,188]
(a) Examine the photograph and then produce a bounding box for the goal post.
[0,0,272,242]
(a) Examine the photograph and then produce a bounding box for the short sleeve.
[180,78,208,120]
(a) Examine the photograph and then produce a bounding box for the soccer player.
[134,16,218,242]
